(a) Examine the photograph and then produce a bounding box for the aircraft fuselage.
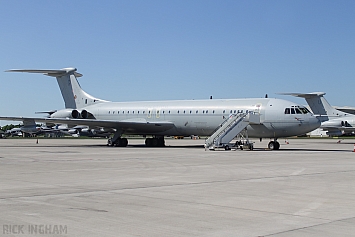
[74,97,320,138]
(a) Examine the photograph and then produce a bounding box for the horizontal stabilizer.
[277,92,326,98]
[5,68,83,77]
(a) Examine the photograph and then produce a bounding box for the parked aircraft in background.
[0,129,4,138]
[5,127,22,137]
[280,92,355,136]
[0,68,320,150]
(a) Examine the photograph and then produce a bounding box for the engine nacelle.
[50,109,93,119]
[71,109,80,118]
[50,109,77,118]
[81,110,88,119]
[322,120,350,127]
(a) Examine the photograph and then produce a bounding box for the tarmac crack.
[262,216,355,236]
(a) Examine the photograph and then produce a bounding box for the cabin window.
[223,110,225,113]
[127,111,130,114]
[206,110,208,114]
[113,111,115,114]
[213,110,215,114]
[196,110,198,114]
[132,111,134,114]
[183,110,186,114]
[234,110,236,113]
[177,110,180,114]
[190,110,192,114]
[108,111,110,114]
[122,111,124,114]
[85,99,88,104]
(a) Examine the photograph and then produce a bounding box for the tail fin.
[6,68,108,109]
[279,92,348,121]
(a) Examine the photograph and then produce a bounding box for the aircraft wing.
[0,116,175,134]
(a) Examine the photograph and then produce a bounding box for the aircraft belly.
[252,121,308,138]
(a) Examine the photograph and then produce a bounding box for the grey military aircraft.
[281,92,355,136]
[0,68,320,150]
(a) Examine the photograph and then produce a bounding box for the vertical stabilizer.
[6,67,108,109]
[279,92,348,120]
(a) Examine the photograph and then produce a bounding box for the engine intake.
[81,110,88,119]
[71,110,80,119]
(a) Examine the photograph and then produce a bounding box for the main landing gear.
[145,137,165,147]
[107,137,128,147]
[107,131,128,147]
[268,140,280,150]
[107,134,165,147]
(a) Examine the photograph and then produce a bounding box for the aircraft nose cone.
[310,116,321,130]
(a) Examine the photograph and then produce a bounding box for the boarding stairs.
[205,113,250,150]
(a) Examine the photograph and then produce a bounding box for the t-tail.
[279,92,348,122]
[6,68,107,109]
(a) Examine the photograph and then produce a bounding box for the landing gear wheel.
[145,137,165,147]
[107,138,114,147]
[224,145,230,151]
[268,141,280,150]
[115,138,128,147]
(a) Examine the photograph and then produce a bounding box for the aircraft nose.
[310,116,321,130]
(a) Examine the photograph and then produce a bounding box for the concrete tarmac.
[1,138,355,236]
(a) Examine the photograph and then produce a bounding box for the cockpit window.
[284,106,311,114]
[300,107,310,114]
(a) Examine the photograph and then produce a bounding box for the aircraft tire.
[107,138,114,147]
[145,138,152,147]
[268,141,275,150]
[158,138,165,147]
[268,141,280,150]
[115,138,128,147]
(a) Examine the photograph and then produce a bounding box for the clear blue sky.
[1,0,355,121]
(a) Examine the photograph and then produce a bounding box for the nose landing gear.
[268,140,280,150]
